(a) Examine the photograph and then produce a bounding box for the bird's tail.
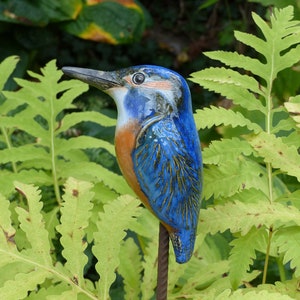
[169,229,196,263]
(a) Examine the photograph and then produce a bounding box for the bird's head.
[62,65,192,129]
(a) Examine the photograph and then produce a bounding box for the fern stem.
[265,85,274,205]
[262,225,273,284]
[276,254,286,282]
[1,126,18,173]
[0,249,98,300]
[49,95,61,205]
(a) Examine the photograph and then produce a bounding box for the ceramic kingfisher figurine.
[62,65,202,263]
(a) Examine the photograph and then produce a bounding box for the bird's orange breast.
[115,121,152,210]
[115,120,174,233]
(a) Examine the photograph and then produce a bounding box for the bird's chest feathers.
[115,120,151,207]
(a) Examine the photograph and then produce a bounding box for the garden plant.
[0,4,300,300]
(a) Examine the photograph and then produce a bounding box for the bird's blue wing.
[132,117,202,231]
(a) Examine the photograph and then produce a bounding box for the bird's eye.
[132,72,145,85]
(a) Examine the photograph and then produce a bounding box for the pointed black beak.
[62,67,121,91]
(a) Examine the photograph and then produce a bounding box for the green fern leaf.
[216,289,294,300]
[0,145,49,165]
[251,6,300,76]
[194,106,262,133]
[203,137,254,164]
[140,234,158,300]
[0,194,15,245]
[264,278,300,299]
[56,178,94,286]
[0,56,19,91]
[249,132,300,181]
[55,111,116,135]
[118,238,143,300]
[14,181,52,266]
[0,170,52,197]
[58,161,133,195]
[56,136,115,157]
[229,227,268,289]
[93,195,142,300]
[284,95,300,128]
[203,158,266,199]
[173,260,229,298]
[199,201,300,236]
[203,50,265,79]
[275,226,300,277]
[0,269,49,300]
[190,68,266,113]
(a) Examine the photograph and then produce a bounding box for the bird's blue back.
[128,66,202,263]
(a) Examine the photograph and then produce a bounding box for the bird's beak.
[62,67,121,91]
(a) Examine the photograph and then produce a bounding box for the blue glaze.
[62,64,203,263]
[128,66,202,263]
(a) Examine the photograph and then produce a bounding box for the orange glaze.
[124,75,173,90]
[115,120,173,232]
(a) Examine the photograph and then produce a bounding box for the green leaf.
[275,226,300,277]
[140,234,158,300]
[93,195,142,300]
[0,56,19,91]
[203,50,265,79]
[190,67,266,113]
[56,178,94,286]
[63,1,146,44]
[0,269,49,300]
[203,137,254,165]
[56,136,115,157]
[203,158,266,199]
[194,106,262,133]
[199,201,300,236]
[55,111,116,135]
[216,289,294,299]
[14,181,52,266]
[118,238,143,300]
[249,132,300,181]
[229,227,268,289]
[58,161,132,195]
[284,95,300,128]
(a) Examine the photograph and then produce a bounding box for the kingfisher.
[62,65,202,263]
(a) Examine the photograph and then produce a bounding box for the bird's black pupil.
[133,72,145,84]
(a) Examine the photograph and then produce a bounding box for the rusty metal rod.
[156,222,169,300]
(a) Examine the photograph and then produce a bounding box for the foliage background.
[0,0,300,299]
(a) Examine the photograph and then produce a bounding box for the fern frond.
[118,238,143,300]
[203,50,265,78]
[203,158,266,199]
[275,226,300,277]
[93,195,142,300]
[194,106,262,133]
[284,95,300,128]
[0,170,52,197]
[216,289,294,300]
[190,67,266,113]
[56,136,115,156]
[56,178,94,286]
[0,145,49,165]
[55,111,116,135]
[140,234,158,300]
[58,161,133,195]
[203,137,254,165]
[229,227,268,289]
[172,260,229,298]
[14,181,52,266]
[0,194,15,244]
[199,201,300,236]
[0,56,19,91]
[0,269,49,300]
[249,132,300,181]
